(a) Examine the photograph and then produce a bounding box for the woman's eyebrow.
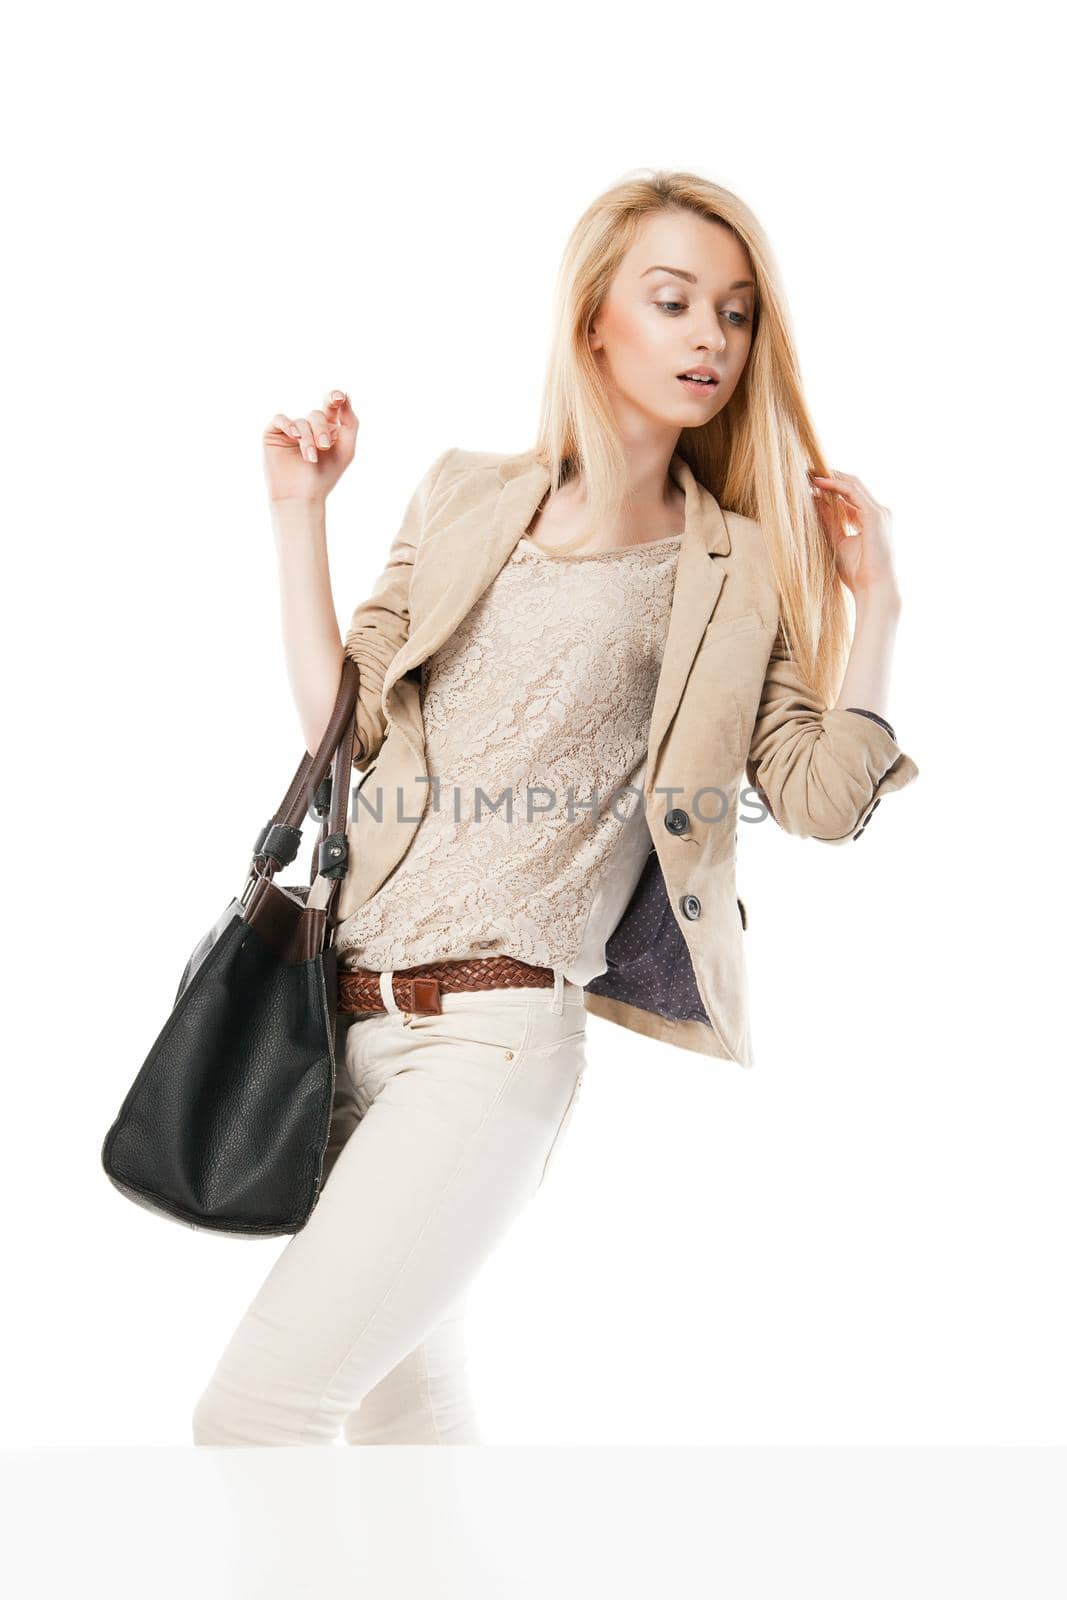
[640,264,755,291]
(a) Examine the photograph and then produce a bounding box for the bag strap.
[312,680,360,927]
[247,660,363,897]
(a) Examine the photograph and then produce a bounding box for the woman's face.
[588,210,756,432]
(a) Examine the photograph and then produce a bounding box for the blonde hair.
[533,167,851,707]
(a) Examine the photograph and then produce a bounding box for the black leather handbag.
[101,661,363,1238]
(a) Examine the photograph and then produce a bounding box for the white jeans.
[191,974,587,1446]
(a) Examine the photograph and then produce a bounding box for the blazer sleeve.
[744,624,920,843]
[341,447,453,767]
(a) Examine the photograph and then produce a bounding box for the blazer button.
[680,893,701,920]
[664,808,689,834]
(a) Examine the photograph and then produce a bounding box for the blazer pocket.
[706,609,767,639]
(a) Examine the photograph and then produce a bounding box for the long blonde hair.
[533,167,851,707]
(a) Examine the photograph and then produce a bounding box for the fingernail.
[307,447,318,462]
[330,390,345,401]
[318,433,329,447]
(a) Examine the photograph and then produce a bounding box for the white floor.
[2,1447,1064,1598]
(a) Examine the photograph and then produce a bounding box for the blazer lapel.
[645,452,732,784]
[381,449,549,727]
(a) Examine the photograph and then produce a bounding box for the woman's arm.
[745,468,919,843]
[263,392,453,766]
[336,448,452,766]
[745,622,919,844]
[812,466,905,735]
[263,390,361,756]
[270,495,345,757]
[833,586,902,728]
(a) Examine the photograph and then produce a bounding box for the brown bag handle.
[243,660,364,921]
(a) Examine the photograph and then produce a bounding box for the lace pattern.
[334,533,682,977]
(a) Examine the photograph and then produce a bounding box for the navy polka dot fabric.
[585,847,710,1024]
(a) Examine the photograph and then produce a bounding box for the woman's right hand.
[263,389,359,503]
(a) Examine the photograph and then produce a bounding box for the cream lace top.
[333,530,683,984]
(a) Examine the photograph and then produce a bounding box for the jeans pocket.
[535,1071,584,1192]
[402,1000,536,1060]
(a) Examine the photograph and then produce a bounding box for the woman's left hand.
[808,469,901,603]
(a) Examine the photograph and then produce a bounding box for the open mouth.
[677,372,719,392]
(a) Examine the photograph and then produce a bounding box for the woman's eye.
[655,302,752,327]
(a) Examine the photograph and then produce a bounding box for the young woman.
[192,169,919,1447]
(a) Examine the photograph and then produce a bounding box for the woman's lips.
[677,375,719,396]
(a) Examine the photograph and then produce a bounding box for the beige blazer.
[334,446,920,1069]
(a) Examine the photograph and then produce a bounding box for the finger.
[293,418,318,463]
[307,408,334,450]
[810,475,861,505]
[268,412,302,441]
[326,391,358,439]
[813,470,871,501]
[836,479,873,506]
[812,494,837,529]
[810,479,850,499]
[812,488,859,536]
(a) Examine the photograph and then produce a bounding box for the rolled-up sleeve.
[341,448,453,766]
[745,627,920,843]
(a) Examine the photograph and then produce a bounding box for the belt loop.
[378,970,401,1015]
[551,967,565,1016]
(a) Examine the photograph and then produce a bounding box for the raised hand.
[263,389,359,503]
[809,468,901,603]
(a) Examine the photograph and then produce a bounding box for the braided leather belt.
[337,954,556,1016]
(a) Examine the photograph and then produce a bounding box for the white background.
[2,0,1062,1522]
